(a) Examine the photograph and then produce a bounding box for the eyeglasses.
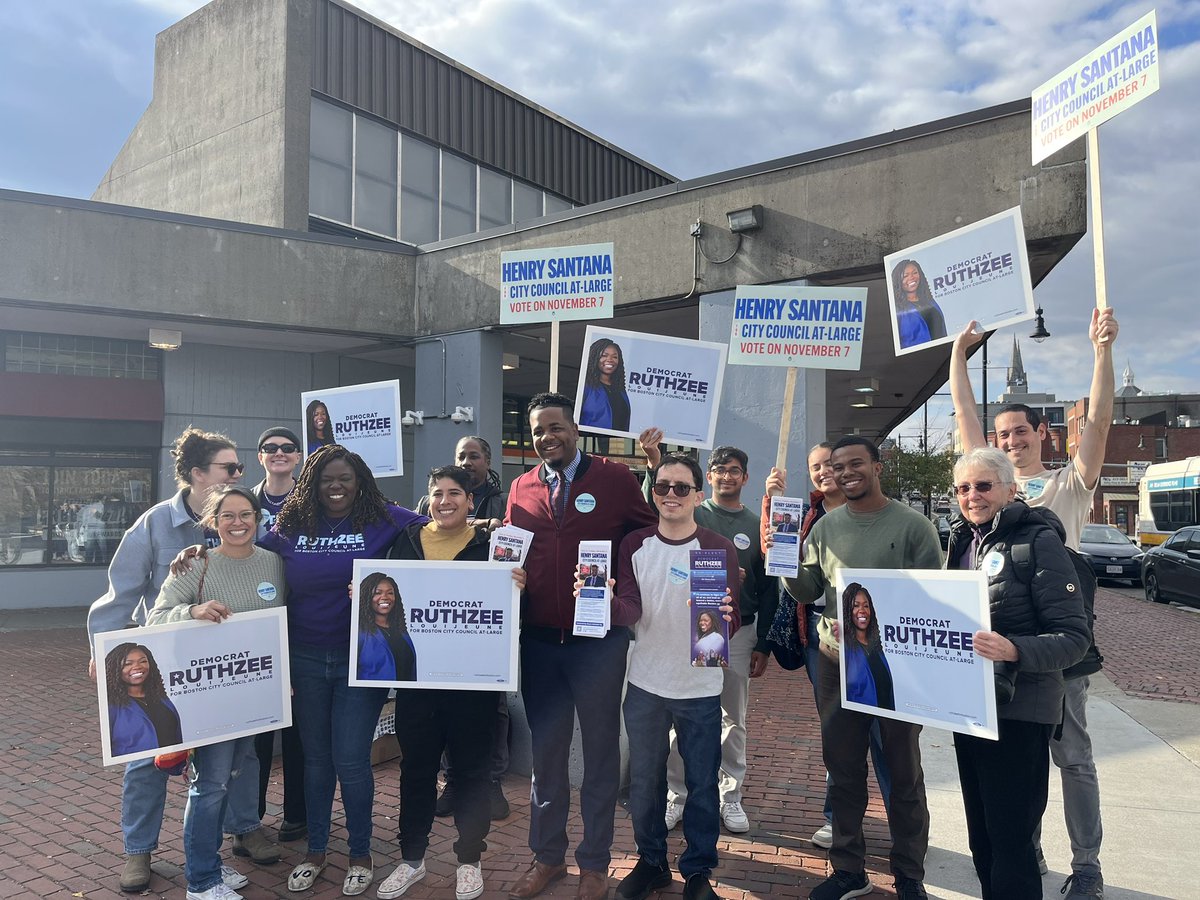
[210,462,245,477]
[708,466,745,478]
[217,510,258,524]
[260,443,298,455]
[652,482,699,497]
[954,481,997,496]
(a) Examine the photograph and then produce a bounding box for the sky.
[2,0,1197,448]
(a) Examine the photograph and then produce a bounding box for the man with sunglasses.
[614,453,739,900]
[506,393,657,900]
[249,427,308,845]
[782,436,941,900]
[638,436,776,836]
[950,308,1119,900]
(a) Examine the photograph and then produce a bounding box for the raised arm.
[950,321,988,452]
[1074,308,1119,490]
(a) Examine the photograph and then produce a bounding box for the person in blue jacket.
[106,642,182,757]
[356,572,417,681]
[579,338,631,431]
[306,400,336,454]
[841,582,895,711]
[892,259,947,350]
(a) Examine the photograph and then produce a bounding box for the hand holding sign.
[1090,307,1119,347]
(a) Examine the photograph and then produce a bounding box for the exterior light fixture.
[401,410,425,426]
[726,205,763,235]
[148,328,182,350]
[852,377,879,394]
[849,394,874,409]
[502,353,520,370]
[1030,307,1051,343]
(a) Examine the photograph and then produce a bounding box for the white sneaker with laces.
[456,862,485,900]
[664,798,684,831]
[186,884,244,900]
[720,800,751,833]
[811,822,833,849]
[221,865,249,889]
[377,861,426,899]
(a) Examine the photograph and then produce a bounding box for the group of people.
[87,306,1118,900]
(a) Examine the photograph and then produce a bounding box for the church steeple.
[1006,336,1027,393]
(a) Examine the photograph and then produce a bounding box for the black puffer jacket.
[946,501,1090,724]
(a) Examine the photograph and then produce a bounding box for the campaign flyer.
[765,495,804,577]
[689,548,730,667]
[489,525,534,564]
[574,540,612,637]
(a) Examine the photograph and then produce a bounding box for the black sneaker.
[809,870,872,900]
[1061,872,1105,898]
[435,782,455,818]
[490,779,510,820]
[615,858,672,900]
[894,877,927,900]
[682,874,718,900]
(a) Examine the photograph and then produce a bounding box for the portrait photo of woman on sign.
[891,258,947,350]
[106,642,183,757]
[691,609,728,668]
[578,338,631,431]
[355,572,417,682]
[841,582,895,711]
[305,400,336,454]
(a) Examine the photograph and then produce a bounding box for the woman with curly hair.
[578,338,631,431]
[840,582,894,710]
[891,259,947,350]
[305,400,335,454]
[355,573,416,681]
[106,643,182,757]
[260,445,424,896]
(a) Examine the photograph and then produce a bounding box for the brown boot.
[232,827,281,864]
[119,853,151,893]
[509,861,567,899]
[576,869,609,900]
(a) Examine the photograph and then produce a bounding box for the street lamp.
[1030,307,1051,343]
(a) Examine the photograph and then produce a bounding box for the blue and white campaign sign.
[835,568,997,740]
[1031,10,1159,164]
[349,560,520,691]
[885,207,1035,357]
[301,380,403,477]
[95,608,291,766]
[728,286,868,371]
[500,242,615,325]
[574,325,727,450]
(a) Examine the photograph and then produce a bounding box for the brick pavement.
[0,627,901,899]
[1092,585,1200,704]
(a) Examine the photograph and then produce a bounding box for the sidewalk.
[0,586,1197,899]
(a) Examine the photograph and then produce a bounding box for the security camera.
[450,406,474,425]
[401,410,424,427]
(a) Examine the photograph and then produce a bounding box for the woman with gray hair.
[945,446,1090,899]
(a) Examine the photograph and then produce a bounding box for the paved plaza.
[1,585,1197,899]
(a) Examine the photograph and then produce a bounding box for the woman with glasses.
[148,485,287,900]
[945,447,1089,899]
[87,427,258,894]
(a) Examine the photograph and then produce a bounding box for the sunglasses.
[209,462,245,477]
[260,443,299,455]
[954,481,996,496]
[652,482,699,497]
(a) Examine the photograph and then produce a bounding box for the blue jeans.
[122,758,169,855]
[184,737,260,891]
[290,643,388,857]
[624,683,721,879]
[803,607,891,823]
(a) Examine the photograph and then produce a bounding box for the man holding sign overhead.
[505,393,656,900]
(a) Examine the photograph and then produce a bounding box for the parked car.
[1078,524,1145,586]
[1141,526,1200,608]
[935,515,953,550]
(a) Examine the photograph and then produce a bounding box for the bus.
[1137,457,1200,547]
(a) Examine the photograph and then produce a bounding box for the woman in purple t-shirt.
[261,446,423,896]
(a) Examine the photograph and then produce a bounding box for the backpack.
[1010,536,1103,679]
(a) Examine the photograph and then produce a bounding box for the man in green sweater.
[782,436,941,900]
[638,435,777,835]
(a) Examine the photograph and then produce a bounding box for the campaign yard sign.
[728,286,868,371]
[574,325,727,450]
[349,560,520,691]
[1031,10,1160,164]
[885,207,1035,357]
[500,243,615,325]
[301,380,403,477]
[835,569,997,740]
[95,608,291,766]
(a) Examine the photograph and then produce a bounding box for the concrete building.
[0,0,1090,609]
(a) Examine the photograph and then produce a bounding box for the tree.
[880,445,956,515]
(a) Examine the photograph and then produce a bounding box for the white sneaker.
[456,862,485,900]
[664,798,684,830]
[377,861,426,899]
[221,865,249,889]
[187,884,244,900]
[720,800,751,833]
[811,822,833,849]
